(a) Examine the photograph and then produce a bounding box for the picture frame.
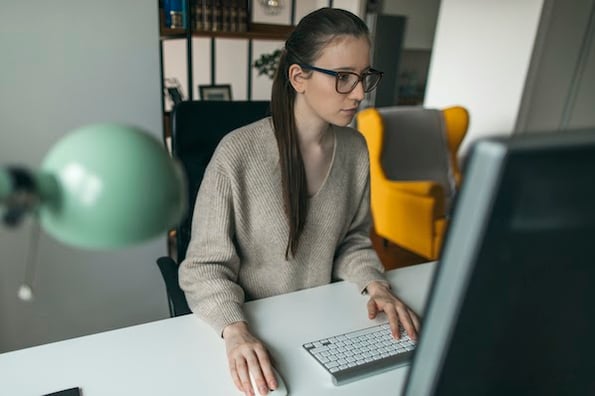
[163,77,185,109]
[199,84,232,101]
[166,86,183,105]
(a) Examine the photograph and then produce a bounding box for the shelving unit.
[158,1,295,141]
[157,1,369,141]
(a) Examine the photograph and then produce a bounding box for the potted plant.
[253,49,282,79]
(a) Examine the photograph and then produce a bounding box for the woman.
[179,7,420,396]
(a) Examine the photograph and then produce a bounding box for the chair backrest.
[378,106,454,199]
[171,100,271,262]
[372,106,468,213]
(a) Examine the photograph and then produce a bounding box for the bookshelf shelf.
[160,27,187,40]
[191,23,292,40]
[160,24,292,41]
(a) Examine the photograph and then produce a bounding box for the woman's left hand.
[365,281,421,341]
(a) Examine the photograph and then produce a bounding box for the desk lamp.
[0,123,186,298]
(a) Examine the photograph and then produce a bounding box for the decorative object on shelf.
[192,0,205,31]
[253,48,282,79]
[251,0,290,26]
[1,123,187,300]
[164,77,185,107]
[237,0,248,32]
[212,0,222,32]
[259,0,283,15]
[164,0,187,29]
[229,0,239,32]
[199,84,232,100]
[191,0,248,33]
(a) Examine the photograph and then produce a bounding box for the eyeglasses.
[299,64,384,94]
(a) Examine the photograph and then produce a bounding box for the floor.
[369,228,428,270]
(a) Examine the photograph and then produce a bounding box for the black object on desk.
[43,387,81,396]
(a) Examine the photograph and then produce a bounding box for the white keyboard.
[302,322,416,385]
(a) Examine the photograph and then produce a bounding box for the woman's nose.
[349,80,366,101]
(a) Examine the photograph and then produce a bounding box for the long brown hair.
[270,8,369,258]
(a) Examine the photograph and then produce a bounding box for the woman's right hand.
[223,321,278,396]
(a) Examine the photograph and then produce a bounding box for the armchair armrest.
[386,180,444,200]
[371,180,446,259]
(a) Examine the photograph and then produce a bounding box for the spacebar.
[331,350,413,386]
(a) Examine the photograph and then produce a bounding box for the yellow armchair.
[357,106,469,260]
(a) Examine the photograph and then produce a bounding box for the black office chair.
[157,100,271,317]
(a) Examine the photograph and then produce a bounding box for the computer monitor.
[403,129,595,395]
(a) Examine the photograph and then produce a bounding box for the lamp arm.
[0,167,58,227]
[0,169,10,199]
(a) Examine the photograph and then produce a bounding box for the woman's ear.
[288,63,306,94]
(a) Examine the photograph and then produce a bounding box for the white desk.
[0,262,436,395]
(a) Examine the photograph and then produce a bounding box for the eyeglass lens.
[337,72,382,93]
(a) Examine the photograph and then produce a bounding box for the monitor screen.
[403,129,595,395]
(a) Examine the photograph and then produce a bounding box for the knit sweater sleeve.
[178,149,246,336]
[333,134,388,293]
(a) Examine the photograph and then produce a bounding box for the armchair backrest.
[442,106,469,185]
[356,105,469,259]
[359,105,469,214]
[378,107,455,203]
[171,100,271,262]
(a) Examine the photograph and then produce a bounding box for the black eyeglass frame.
[298,63,384,94]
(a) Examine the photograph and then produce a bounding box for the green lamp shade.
[37,123,186,249]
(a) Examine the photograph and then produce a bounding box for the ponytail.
[271,50,308,258]
[270,8,369,258]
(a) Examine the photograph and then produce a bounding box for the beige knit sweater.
[179,117,387,335]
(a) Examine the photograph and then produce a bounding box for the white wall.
[569,29,595,129]
[295,0,331,22]
[423,0,545,156]
[515,0,595,133]
[216,38,250,100]
[0,1,170,352]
